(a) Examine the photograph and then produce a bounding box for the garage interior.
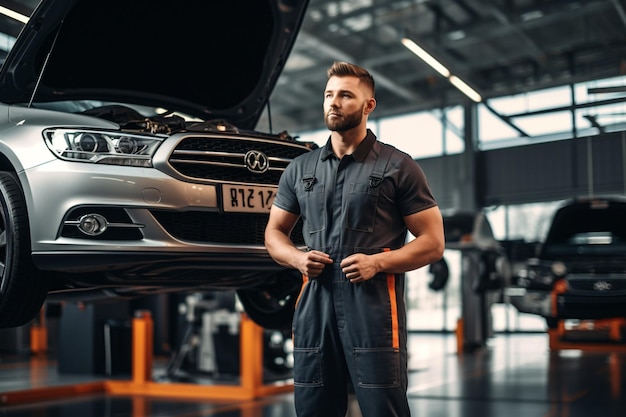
[1,0,626,416]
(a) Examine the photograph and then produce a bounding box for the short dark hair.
[326,61,375,96]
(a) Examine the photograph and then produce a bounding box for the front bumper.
[507,287,626,320]
[34,249,283,288]
[20,154,283,287]
[16,130,308,290]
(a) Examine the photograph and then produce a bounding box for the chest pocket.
[345,144,394,233]
[346,182,380,232]
[297,144,395,236]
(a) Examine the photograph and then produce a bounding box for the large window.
[380,112,443,158]
[406,249,461,332]
[295,76,626,153]
[296,106,464,159]
[478,76,626,149]
[485,201,564,243]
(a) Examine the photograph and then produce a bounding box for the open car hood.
[0,0,309,130]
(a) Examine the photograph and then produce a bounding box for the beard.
[324,107,363,132]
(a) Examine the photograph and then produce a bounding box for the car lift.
[1,310,293,406]
[548,318,626,352]
[546,283,626,352]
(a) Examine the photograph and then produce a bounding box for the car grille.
[568,275,626,294]
[168,136,311,184]
[151,211,305,246]
[162,135,310,246]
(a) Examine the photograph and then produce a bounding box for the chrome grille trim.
[170,152,289,172]
[172,149,293,164]
[167,135,311,184]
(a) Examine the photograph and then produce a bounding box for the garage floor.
[1,332,626,417]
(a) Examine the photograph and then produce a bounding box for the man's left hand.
[340,253,379,283]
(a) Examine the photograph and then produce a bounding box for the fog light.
[78,213,108,236]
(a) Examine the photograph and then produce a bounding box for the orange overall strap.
[295,274,309,309]
[292,274,309,343]
[383,248,400,349]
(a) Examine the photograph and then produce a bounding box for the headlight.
[551,261,567,277]
[527,266,556,287]
[43,129,164,167]
[516,264,556,288]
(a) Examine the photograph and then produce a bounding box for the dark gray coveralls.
[273,130,437,417]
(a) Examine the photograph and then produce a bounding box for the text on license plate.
[222,185,277,213]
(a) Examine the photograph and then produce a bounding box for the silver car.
[0,0,311,329]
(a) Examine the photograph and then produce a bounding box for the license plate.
[222,185,277,213]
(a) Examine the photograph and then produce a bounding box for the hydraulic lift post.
[0,309,293,405]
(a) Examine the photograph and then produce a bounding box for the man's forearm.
[265,229,304,270]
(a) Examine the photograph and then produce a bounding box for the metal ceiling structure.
[1,0,625,135]
[270,0,626,134]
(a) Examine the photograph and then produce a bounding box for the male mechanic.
[264,61,445,417]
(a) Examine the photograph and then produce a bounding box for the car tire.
[428,257,449,291]
[236,270,302,330]
[0,172,47,328]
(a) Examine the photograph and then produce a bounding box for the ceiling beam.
[293,30,422,103]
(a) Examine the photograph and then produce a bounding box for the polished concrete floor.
[1,332,626,417]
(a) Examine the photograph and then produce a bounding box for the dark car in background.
[0,0,311,329]
[509,197,626,328]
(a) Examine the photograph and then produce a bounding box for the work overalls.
[291,136,411,417]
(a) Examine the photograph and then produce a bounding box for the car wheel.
[428,257,449,291]
[0,172,47,328]
[236,270,302,330]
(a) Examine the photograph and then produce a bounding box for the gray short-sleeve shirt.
[273,130,437,253]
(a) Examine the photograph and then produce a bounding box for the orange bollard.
[456,318,464,354]
[30,308,48,355]
[132,310,154,384]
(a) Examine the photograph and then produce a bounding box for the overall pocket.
[353,347,400,388]
[293,347,323,387]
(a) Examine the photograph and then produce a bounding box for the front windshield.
[542,203,626,258]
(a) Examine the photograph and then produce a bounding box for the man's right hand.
[299,250,333,278]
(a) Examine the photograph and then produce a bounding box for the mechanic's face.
[323,76,374,132]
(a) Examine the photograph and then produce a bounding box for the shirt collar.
[320,129,377,162]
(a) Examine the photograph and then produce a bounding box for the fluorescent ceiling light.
[449,75,482,103]
[401,38,450,77]
[402,36,482,102]
[0,6,29,24]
